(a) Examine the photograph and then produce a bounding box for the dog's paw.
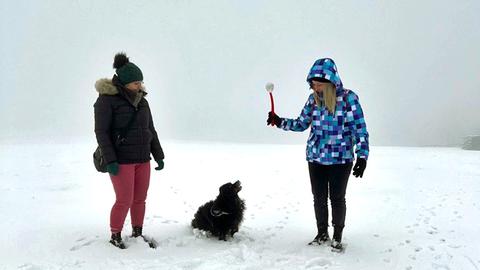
[192,228,209,239]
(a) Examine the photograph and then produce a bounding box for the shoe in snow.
[332,227,343,243]
[110,232,126,249]
[308,232,330,245]
[132,226,143,238]
[331,240,344,252]
[141,235,158,249]
[131,227,157,249]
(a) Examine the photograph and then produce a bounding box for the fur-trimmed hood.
[95,77,147,97]
[95,78,119,95]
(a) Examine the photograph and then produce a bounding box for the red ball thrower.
[265,82,275,126]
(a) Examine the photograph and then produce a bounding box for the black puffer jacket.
[94,76,164,164]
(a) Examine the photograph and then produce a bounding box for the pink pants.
[109,162,151,233]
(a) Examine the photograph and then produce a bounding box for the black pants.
[308,162,353,233]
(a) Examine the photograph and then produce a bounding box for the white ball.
[265,82,274,93]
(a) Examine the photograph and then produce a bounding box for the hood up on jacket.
[306,58,344,93]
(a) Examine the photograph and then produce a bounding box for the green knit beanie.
[113,53,143,85]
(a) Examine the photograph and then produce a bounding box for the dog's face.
[219,180,242,195]
[210,180,243,217]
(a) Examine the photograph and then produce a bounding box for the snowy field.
[1,140,479,270]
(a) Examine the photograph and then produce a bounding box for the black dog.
[191,180,245,240]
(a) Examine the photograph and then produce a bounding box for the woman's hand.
[155,160,164,171]
[352,158,367,178]
[267,112,282,127]
[107,162,119,176]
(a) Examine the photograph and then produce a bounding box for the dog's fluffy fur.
[191,181,245,240]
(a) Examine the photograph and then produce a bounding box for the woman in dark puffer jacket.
[94,52,164,249]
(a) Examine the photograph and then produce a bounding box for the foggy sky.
[1,0,479,146]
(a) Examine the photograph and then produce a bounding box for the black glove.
[352,158,367,178]
[267,112,282,127]
[155,160,164,171]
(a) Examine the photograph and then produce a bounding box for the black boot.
[132,226,143,238]
[110,232,126,249]
[331,227,343,252]
[308,229,330,245]
[132,226,157,249]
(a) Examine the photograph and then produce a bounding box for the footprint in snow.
[233,233,255,243]
[427,228,438,235]
[162,220,179,224]
[276,257,289,263]
[70,236,99,251]
[265,232,276,240]
[169,186,178,193]
[305,258,332,268]
[431,262,452,270]
[17,263,42,270]
[178,259,204,269]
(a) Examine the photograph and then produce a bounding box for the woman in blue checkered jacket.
[267,58,369,252]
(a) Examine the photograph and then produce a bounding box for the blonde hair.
[313,83,336,114]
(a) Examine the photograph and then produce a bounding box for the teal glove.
[107,162,119,176]
[155,160,164,171]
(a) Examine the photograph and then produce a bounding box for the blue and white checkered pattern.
[280,91,369,165]
[279,58,369,165]
[306,58,343,90]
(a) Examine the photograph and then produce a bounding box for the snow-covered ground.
[1,141,479,270]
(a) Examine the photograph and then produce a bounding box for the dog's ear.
[219,182,231,193]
